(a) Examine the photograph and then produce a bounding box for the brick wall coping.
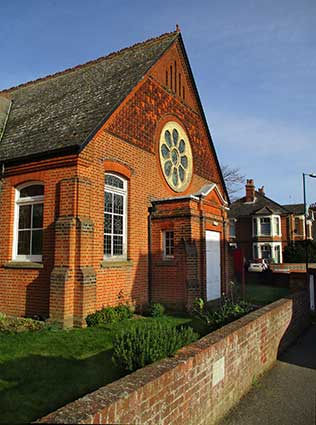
[37,292,309,424]
[270,263,316,273]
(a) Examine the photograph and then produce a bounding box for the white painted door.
[206,230,221,301]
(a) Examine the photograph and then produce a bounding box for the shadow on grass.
[0,349,124,424]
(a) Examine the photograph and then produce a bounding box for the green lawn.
[0,315,191,424]
[0,286,287,423]
[242,283,290,306]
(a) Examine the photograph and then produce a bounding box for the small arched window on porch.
[104,174,127,259]
[14,183,44,262]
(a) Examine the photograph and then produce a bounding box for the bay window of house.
[274,244,281,263]
[104,174,127,259]
[14,183,44,262]
[294,217,301,235]
[253,242,282,263]
[274,216,280,235]
[261,244,272,259]
[253,215,281,236]
[260,217,271,235]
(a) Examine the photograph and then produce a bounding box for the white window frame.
[294,215,305,237]
[104,173,128,260]
[252,215,281,237]
[253,242,283,263]
[13,182,44,262]
[163,230,175,258]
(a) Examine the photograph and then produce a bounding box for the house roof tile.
[0,31,179,163]
[228,192,289,218]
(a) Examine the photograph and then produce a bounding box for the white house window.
[163,230,174,258]
[274,245,281,263]
[253,215,281,237]
[261,244,272,259]
[104,174,127,259]
[253,242,282,263]
[260,217,271,235]
[274,217,280,236]
[14,183,44,262]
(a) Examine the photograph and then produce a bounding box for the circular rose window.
[159,121,193,192]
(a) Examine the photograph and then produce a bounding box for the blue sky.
[1,0,315,204]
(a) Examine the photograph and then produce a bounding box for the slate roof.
[228,192,289,218]
[283,203,305,215]
[0,31,179,164]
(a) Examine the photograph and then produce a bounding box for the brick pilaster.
[49,177,96,327]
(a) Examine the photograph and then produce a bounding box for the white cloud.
[205,109,316,203]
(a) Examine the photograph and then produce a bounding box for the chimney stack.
[245,179,255,202]
[258,186,265,196]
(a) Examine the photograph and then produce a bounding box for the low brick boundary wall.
[270,263,316,273]
[38,292,310,425]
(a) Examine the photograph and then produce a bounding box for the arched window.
[14,183,44,262]
[104,174,127,259]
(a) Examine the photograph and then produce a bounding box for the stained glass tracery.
[159,122,193,192]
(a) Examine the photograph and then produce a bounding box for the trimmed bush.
[115,305,133,320]
[86,305,133,327]
[143,303,165,318]
[112,321,198,372]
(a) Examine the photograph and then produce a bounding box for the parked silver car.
[248,258,269,272]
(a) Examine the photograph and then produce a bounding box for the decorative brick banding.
[38,291,310,424]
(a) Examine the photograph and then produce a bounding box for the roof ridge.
[1,30,179,95]
[254,191,288,211]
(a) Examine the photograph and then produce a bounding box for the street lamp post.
[302,173,316,281]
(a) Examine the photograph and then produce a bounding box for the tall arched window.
[104,174,127,259]
[14,183,44,262]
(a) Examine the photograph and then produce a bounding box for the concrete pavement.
[218,325,316,425]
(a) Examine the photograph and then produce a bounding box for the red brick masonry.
[38,292,310,425]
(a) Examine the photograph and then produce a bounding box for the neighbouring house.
[0,29,230,327]
[228,179,314,263]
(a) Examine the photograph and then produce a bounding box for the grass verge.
[0,315,190,424]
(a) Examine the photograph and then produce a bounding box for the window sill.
[100,259,133,268]
[4,261,44,269]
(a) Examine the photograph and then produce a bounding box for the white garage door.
[206,230,221,301]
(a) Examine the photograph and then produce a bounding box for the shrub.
[0,316,45,334]
[112,321,198,372]
[115,304,133,320]
[283,241,316,263]
[86,304,133,327]
[143,303,165,318]
[193,297,253,331]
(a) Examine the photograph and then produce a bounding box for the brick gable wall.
[0,40,228,325]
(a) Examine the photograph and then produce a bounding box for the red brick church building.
[0,30,229,327]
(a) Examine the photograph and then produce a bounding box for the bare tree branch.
[221,164,245,201]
